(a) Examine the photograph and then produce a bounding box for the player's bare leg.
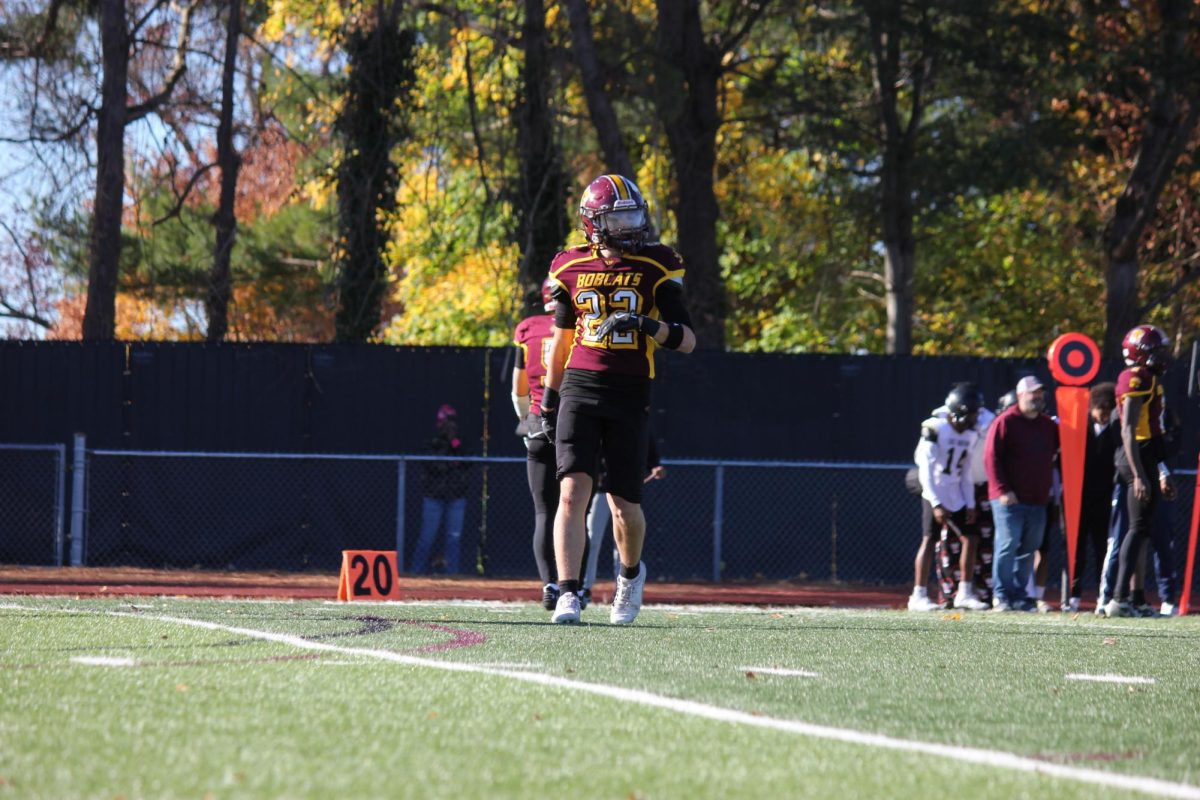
[550,472,591,623]
[913,537,934,591]
[958,534,979,584]
[608,493,645,568]
[909,537,938,610]
[608,493,647,624]
[953,534,987,609]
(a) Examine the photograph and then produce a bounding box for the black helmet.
[945,382,981,427]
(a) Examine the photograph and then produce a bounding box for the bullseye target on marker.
[1047,332,1100,386]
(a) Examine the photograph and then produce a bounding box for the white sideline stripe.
[1066,673,1156,685]
[471,662,544,670]
[97,610,1200,799]
[739,666,820,678]
[71,655,137,667]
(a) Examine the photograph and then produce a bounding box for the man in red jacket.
[985,375,1059,611]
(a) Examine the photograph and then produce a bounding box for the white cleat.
[907,592,940,612]
[1160,602,1179,617]
[953,590,989,611]
[551,590,581,624]
[610,562,647,625]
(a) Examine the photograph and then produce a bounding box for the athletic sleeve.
[553,286,575,329]
[656,281,692,328]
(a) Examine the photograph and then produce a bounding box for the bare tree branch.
[151,162,218,225]
[127,0,198,123]
[0,220,53,329]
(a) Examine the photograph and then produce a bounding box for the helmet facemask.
[592,207,649,252]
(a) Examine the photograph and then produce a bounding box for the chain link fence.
[74,450,923,581]
[2,441,1198,598]
[0,444,67,565]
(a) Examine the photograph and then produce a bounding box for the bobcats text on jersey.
[548,243,685,379]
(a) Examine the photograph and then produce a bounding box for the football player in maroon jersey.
[539,174,696,624]
[512,276,578,611]
[1103,324,1177,618]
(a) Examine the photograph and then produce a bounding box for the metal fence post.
[69,433,86,566]
[712,463,725,582]
[395,457,407,572]
[53,444,66,566]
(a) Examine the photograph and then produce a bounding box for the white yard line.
[7,602,1197,798]
[70,655,137,667]
[738,666,820,678]
[1066,673,1157,685]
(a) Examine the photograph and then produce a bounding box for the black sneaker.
[541,583,560,611]
[1134,603,1159,618]
[577,587,591,610]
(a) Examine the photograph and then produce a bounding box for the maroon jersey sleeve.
[547,244,686,379]
[513,313,556,413]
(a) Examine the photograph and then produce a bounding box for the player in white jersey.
[930,382,996,605]
[909,383,988,611]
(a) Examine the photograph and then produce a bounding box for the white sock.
[912,586,928,598]
[1033,585,1045,600]
[957,581,972,596]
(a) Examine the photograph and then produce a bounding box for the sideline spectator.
[411,404,469,575]
[540,173,696,625]
[582,434,665,601]
[1067,382,1120,612]
[985,376,1059,611]
[1103,325,1176,618]
[910,383,987,611]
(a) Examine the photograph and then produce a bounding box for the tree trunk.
[82,0,128,341]
[333,3,413,342]
[1101,0,1199,357]
[516,0,569,312]
[561,0,635,179]
[868,1,918,355]
[207,0,242,343]
[653,0,725,350]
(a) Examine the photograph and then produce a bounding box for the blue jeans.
[411,497,466,574]
[1099,481,1177,604]
[992,502,1046,606]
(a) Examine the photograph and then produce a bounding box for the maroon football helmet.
[578,174,650,252]
[540,275,557,312]
[1122,324,1170,372]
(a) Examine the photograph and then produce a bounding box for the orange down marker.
[337,550,401,601]
[1047,333,1101,597]
[1182,473,1199,616]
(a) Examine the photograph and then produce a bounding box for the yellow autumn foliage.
[381,240,521,347]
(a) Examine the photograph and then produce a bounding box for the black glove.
[538,387,560,443]
[539,408,557,443]
[596,311,645,340]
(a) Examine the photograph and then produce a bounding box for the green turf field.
[2,597,1198,799]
